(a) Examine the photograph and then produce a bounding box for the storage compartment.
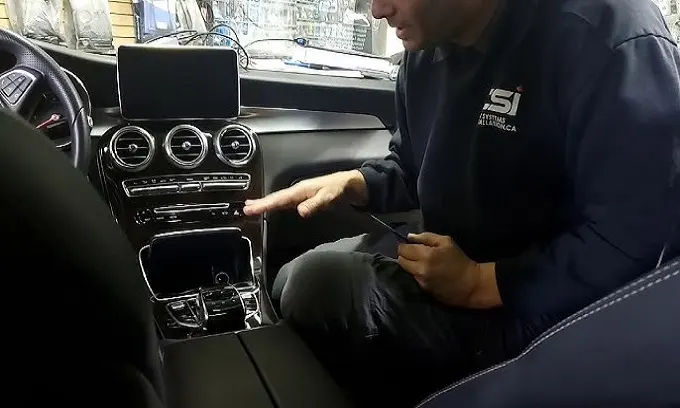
[140,228,254,299]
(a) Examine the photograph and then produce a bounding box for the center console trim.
[138,226,255,302]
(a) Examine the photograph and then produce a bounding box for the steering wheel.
[0,28,90,171]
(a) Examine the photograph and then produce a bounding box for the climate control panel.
[123,173,250,197]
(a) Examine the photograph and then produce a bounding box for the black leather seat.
[418,256,680,408]
[2,109,678,407]
[1,110,165,407]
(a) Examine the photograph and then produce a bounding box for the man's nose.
[371,0,395,20]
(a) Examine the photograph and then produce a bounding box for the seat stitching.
[418,266,679,406]
[543,259,679,334]
[416,260,679,407]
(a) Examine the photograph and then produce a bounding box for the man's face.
[372,0,482,51]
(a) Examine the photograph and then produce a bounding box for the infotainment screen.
[117,45,240,120]
[144,230,253,298]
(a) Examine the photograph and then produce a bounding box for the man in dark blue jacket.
[245,0,680,405]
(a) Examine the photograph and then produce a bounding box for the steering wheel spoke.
[0,67,41,113]
[1,27,90,170]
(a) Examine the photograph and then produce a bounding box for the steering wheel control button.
[7,90,23,104]
[2,82,17,97]
[0,70,37,108]
[0,76,11,89]
[19,80,31,91]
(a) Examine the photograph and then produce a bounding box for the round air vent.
[163,125,209,169]
[108,126,155,172]
[214,124,256,167]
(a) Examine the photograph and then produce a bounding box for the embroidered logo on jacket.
[478,87,523,133]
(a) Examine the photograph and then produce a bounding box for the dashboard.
[77,44,391,337]
[10,40,397,337]
[24,42,394,270]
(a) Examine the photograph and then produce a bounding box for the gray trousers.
[271,226,559,407]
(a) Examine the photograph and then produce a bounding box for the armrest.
[162,334,274,408]
[238,324,354,408]
[161,325,353,408]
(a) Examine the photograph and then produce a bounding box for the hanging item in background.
[69,0,114,53]
[134,0,207,43]
[134,0,177,41]
[6,0,71,47]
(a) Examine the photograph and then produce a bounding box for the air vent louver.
[109,126,155,172]
[163,125,208,169]
[214,124,256,167]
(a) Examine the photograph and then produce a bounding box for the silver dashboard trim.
[108,125,156,172]
[214,123,257,168]
[163,124,209,169]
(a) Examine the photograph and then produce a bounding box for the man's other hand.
[243,170,369,218]
[397,232,486,307]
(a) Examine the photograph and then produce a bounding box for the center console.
[96,118,268,338]
[93,44,354,408]
[95,45,271,339]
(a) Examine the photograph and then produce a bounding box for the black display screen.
[117,45,240,120]
[144,230,252,297]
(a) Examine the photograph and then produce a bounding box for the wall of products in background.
[0,0,677,56]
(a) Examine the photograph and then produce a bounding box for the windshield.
[1,1,678,79]
[1,0,405,79]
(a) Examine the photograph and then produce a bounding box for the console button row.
[165,297,206,328]
[162,287,245,330]
[134,202,246,225]
[123,173,250,197]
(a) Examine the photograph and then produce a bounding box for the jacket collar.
[432,0,507,63]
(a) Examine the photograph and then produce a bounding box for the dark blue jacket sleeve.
[496,35,680,318]
[358,55,420,213]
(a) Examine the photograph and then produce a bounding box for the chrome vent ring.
[163,125,209,169]
[214,124,256,167]
[109,126,155,172]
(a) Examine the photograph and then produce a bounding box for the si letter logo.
[478,87,523,133]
